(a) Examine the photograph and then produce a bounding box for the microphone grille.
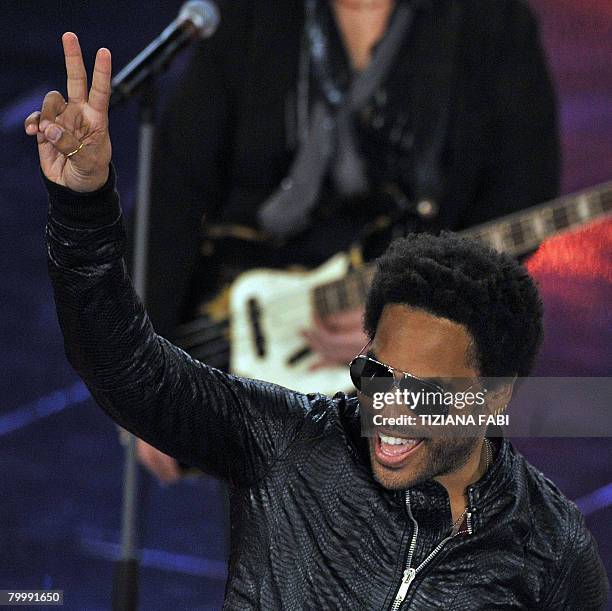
[178,0,220,39]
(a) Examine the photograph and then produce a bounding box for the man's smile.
[373,431,425,468]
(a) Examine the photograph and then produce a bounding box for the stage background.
[0,1,610,609]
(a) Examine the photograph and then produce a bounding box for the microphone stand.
[111,79,156,611]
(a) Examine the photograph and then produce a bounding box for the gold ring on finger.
[65,141,85,158]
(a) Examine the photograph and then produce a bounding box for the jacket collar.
[405,431,522,537]
[345,397,526,538]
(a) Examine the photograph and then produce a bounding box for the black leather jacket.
[45,172,608,609]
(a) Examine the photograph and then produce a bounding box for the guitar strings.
[176,186,612,341]
[173,324,229,347]
[172,279,370,335]
[179,325,363,366]
[175,264,371,327]
[170,190,612,365]
[170,294,370,355]
[175,311,367,352]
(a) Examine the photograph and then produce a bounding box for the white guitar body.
[229,252,354,395]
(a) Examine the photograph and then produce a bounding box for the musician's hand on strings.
[302,308,368,370]
[136,439,182,484]
[24,32,112,192]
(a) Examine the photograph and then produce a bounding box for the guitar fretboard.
[313,266,376,319]
[313,182,612,317]
[461,183,612,256]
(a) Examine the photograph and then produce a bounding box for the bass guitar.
[174,182,612,395]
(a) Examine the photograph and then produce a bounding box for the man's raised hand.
[24,33,112,193]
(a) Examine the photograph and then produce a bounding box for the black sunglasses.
[349,343,485,418]
[349,342,446,398]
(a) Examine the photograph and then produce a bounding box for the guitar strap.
[408,0,462,216]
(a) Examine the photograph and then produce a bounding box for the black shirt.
[143,0,560,336]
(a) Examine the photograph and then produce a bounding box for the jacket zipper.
[389,491,472,611]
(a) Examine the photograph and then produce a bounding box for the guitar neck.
[461,182,612,257]
[313,264,377,318]
[313,182,612,317]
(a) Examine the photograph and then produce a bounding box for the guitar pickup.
[247,297,266,357]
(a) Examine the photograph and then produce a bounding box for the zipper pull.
[466,512,473,535]
[394,568,416,607]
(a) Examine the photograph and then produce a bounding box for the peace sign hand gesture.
[24,32,112,193]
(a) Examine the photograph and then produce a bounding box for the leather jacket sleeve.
[45,166,312,486]
[542,510,610,610]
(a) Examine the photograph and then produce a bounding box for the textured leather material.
[46,196,609,609]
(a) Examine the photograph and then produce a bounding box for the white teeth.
[379,433,420,446]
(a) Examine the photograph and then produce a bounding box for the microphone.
[110,0,220,107]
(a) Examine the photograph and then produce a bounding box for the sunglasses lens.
[398,377,447,415]
[350,356,394,396]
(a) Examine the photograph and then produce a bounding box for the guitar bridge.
[287,346,312,366]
